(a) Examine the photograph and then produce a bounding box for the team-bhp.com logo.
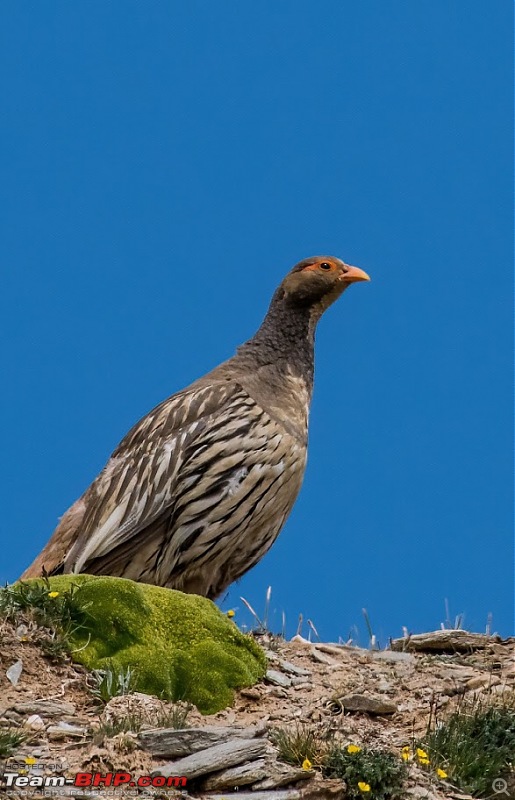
[2,771,187,790]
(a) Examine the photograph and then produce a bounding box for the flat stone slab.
[339,693,397,715]
[266,669,292,687]
[14,700,76,717]
[207,780,346,800]
[202,758,267,790]
[390,630,502,653]
[278,660,312,677]
[153,736,267,779]
[253,759,312,790]
[139,724,263,757]
[47,721,87,740]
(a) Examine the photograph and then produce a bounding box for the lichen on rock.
[28,574,266,714]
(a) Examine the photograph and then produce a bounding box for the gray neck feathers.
[233,288,315,392]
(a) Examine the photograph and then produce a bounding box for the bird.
[21,256,370,598]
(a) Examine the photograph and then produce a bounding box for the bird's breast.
[237,367,312,444]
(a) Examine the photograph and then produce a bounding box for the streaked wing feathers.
[63,380,248,572]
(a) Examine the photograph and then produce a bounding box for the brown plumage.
[21,256,370,598]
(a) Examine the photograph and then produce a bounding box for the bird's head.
[280,256,370,319]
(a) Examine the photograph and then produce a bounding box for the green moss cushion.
[30,575,266,714]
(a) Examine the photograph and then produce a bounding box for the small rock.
[253,759,311,789]
[264,649,280,661]
[240,687,262,700]
[314,643,352,656]
[311,649,338,666]
[202,758,267,790]
[47,721,87,740]
[290,676,310,686]
[339,693,397,715]
[441,682,466,697]
[466,675,501,691]
[269,687,289,698]
[24,714,46,731]
[2,710,22,723]
[489,683,512,696]
[15,700,76,717]
[301,775,347,799]
[371,650,415,664]
[435,664,477,681]
[266,669,292,687]
[293,682,313,691]
[278,660,312,677]
[6,660,23,687]
[405,787,442,799]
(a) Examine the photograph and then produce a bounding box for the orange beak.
[340,265,371,283]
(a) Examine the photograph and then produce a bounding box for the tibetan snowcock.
[22,256,370,598]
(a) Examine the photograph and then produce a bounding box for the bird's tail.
[19,497,87,580]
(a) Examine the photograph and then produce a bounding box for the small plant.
[93,713,144,743]
[155,702,192,730]
[0,729,26,758]
[362,608,380,650]
[441,598,465,630]
[90,663,136,703]
[420,693,515,797]
[0,579,91,657]
[37,629,71,660]
[113,732,138,753]
[240,585,274,634]
[270,723,330,769]
[324,744,407,800]
[94,700,192,745]
[342,611,379,649]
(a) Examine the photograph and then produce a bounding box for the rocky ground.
[0,618,513,800]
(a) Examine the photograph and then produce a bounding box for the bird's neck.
[233,288,316,399]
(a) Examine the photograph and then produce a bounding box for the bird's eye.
[319,262,332,270]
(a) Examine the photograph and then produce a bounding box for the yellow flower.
[401,746,411,761]
[302,758,312,771]
[226,609,235,618]
[48,591,60,598]
[436,768,448,779]
[24,758,36,765]
[347,744,361,754]
[419,757,430,765]
[416,748,428,759]
[358,782,371,792]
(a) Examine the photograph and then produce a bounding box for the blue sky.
[2,1,512,643]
